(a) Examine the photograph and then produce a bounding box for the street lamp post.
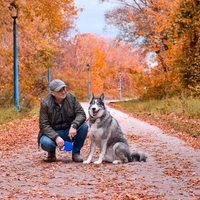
[86,64,91,100]
[118,69,122,101]
[9,2,20,110]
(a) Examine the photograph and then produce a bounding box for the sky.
[74,0,118,37]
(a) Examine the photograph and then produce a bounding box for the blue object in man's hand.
[59,141,73,151]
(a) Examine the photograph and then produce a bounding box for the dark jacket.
[37,92,86,145]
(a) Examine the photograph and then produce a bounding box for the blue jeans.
[40,122,88,155]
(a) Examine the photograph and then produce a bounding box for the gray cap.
[49,79,66,91]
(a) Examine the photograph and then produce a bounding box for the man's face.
[51,87,67,103]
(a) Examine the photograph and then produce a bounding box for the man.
[38,79,88,162]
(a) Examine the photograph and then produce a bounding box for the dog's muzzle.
[92,108,99,116]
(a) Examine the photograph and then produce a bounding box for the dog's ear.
[89,93,94,102]
[100,93,105,102]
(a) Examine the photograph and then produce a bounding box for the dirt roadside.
[0,102,200,200]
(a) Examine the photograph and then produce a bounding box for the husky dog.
[83,93,147,165]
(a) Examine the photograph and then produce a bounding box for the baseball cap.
[49,79,66,92]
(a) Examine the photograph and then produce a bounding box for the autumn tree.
[170,0,200,96]
[100,0,178,65]
[99,0,185,99]
[0,0,78,107]
[0,0,146,108]
[51,33,144,100]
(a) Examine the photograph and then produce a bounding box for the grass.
[0,106,39,125]
[111,96,200,138]
[116,96,200,119]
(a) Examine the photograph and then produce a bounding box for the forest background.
[0,0,199,117]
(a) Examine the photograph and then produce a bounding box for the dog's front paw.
[83,160,91,164]
[94,160,102,165]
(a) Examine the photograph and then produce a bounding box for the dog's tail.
[131,151,147,162]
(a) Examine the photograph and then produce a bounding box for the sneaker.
[44,151,56,162]
[72,154,83,162]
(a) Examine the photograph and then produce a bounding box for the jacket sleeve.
[39,100,59,142]
[70,95,86,128]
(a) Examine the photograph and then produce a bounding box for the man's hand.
[68,127,77,141]
[55,136,64,148]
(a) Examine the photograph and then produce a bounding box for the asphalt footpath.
[81,101,200,200]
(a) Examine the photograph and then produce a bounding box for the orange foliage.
[51,34,144,100]
[100,0,196,99]
[0,0,78,107]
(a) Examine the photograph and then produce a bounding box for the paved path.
[0,102,200,199]
[81,102,200,200]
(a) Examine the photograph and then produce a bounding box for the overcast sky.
[74,0,118,37]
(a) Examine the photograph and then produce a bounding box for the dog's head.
[89,93,105,118]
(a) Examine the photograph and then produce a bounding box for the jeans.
[40,122,88,155]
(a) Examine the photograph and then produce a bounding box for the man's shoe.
[72,154,83,162]
[44,151,56,162]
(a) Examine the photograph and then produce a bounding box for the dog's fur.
[83,93,147,165]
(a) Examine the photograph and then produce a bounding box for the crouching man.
[38,79,88,162]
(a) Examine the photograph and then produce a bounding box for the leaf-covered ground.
[0,103,200,200]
